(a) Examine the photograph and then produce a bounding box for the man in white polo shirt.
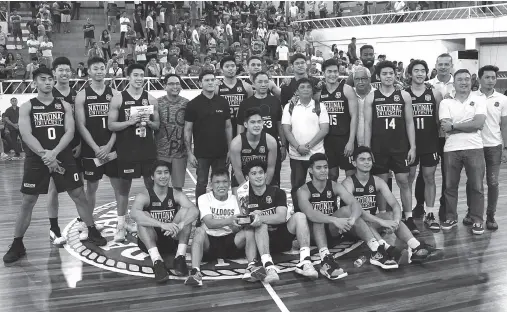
[439,69,487,234]
[468,65,507,231]
[282,78,329,212]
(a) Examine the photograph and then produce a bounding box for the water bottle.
[354,255,367,268]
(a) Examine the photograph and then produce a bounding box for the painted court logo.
[63,189,362,280]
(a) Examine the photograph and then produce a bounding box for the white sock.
[405,211,413,219]
[319,247,330,261]
[176,244,187,257]
[367,238,379,252]
[147,247,162,264]
[117,215,125,228]
[407,238,420,249]
[261,254,273,267]
[378,239,390,249]
[425,205,436,215]
[300,247,310,262]
[193,267,200,272]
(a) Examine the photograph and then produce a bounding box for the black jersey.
[320,80,350,136]
[236,95,282,141]
[116,90,156,162]
[371,89,409,154]
[53,87,79,148]
[341,175,377,213]
[306,180,338,216]
[218,78,248,137]
[28,97,68,156]
[81,86,115,158]
[406,87,439,154]
[145,187,180,224]
[370,74,381,90]
[240,132,269,170]
[248,185,287,231]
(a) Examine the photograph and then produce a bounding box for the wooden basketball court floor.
[0,158,506,312]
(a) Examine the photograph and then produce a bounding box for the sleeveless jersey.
[144,187,179,224]
[371,89,409,154]
[218,79,248,137]
[306,180,337,216]
[53,87,79,148]
[116,90,156,162]
[248,186,286,231]
[370,74,381,90]
[240,132,268,171]
[406,87,439,154]
[81,86,115,158]
[28,97,68,157]
[341,175,377,213]
[320,80,350,136]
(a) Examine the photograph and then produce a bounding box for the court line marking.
[186,168,291,312]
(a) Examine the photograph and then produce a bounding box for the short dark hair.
[322,58,339,72]
[309,153,328,166]
[162,73,183,85]
[296,77,313,90]
[253,71,269,82]
[33,67,53,80]
[244,158,267,176]
[407,59,429,76]
[478,65,499,78]
[353,146,373,161]
[290,53,306,64]
[437,53,452,63]
[247,55,262,65]
[375,61,396,77]
[199,69,215,81]
[52,57,71,70]
[211,167,230,180]
[150,160,171,176]
[31,57,38,61]
[87,56,106,68]
[78,62,85,66]
[360,44,374,55]
[220,55,236,68]
[127,63,146,76]
[453,68,471,79]
[243,107,262,122]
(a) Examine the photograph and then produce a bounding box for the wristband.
[451,124,454,130]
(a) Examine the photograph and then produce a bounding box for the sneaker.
[153,260,169,283]
[411,243,444,264]
[486,215,498,231]
[462,212,473,226]
[0,153,10,160]
[404,217,420,235]
[78,221,104,232]
[441,220,458,230]
[242,263,266,282]
[87,227,107,246]
[320,254,348,280]
[385,245,409,265]
[173,255,189,276]
[370,245,399,270]
[424,213,440,231]
[50,229,66,247]
[185,268,203,286]
[113,226,126,242]
[472,223,484,235]
[295,259,318,280]
[413,204,425,218]
[3,242,26,264]
[79,227,88,241]
[264,266,280,284]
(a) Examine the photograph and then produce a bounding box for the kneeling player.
[243,160,318,283]
[130,160,198,283]
[342,146,443,264]
[185,168,247,287]
[298,153,400,274]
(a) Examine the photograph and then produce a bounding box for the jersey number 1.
[385,118,395,129]
[102,117,107,129]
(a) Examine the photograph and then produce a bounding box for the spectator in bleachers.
[100,30,112,60]
[348,37,357,64]
[0,26,6,47]
[107,3,119,33]
[26,17,39,38]
[61,2,71,34]
[113,43,126,69]
[119,11,130,48]
[37,18,46,42]
[25,57,39,80]
[87,41,104,60]
[52,2,61,33]
[125,24,136,55]
[9,9,23,49]
[83,18,95,56]
[162,61,175,75]
[135,37,147,67]
[157,7,166,36]
[145,56,161,79]
[133,10,144,39]
[266,28,280,59]
[41,12,53,41]
[175,58,189,76]
[319,1,328,18]
[40,35,54,68]
[146,10,156,42]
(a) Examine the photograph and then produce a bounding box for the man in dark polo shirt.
[184,70,233,201]
[4,98,22,158]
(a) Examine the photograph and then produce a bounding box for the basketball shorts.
[74,156,84,173]
[137,228,178,255]
[268,224,296,254]
[21,151,83,195]
[372,152,410,175]
[410,152,439,167]
[82,157,119,181]
[203,233,244,260]
[118,159,155,180]
[324,135,355,171]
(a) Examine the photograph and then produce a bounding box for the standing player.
[46,56,79,246]
[320,59,358,180]
[230,108,278,191]
[280,53,322,107]
[130,160,199,283]
[4,68,105,264]
[363,61,418,234]
[243,56,281,99]
[405,60,442,231]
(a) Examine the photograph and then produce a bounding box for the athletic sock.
[147,247,162,264]
[319,247,330,261]
[261,254,274,268]
[425,205,436,215]
[300,247,310,263]
[176,244,187,257]
[13,237,23,246]
[378,239,390,249]
[117,215,125,228]
[49,218,59,229]
[193,267,200,272]
[407,238,420,250]
[50,226,62,237]
[405,211,413,219]
[367,238,380,252]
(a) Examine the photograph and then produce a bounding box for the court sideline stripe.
[185,168,291,312]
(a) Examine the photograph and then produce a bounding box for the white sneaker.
[50,229,66,247]
[264,266,280,284]
[295,261,318,280]
[126,221,137,233]
[114,226,126,242]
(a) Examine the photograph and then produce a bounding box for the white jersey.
[198,192,240,237]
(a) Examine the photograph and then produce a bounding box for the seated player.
[130,160,199,283]
[243,159,318,284]
[298,153,400,275]
[185,168,247,287]
[342,146,443,264]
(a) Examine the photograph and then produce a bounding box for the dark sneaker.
[411,243,444,264]
[385,245,409,265]
[441,220,458,230]
[486,215,498,231]
[404,217,420,235]
[462,212,473,226]
[413,204,425,219]
[370,245,398,270]
[320,254,347,280]
[153,260,169,283]
[173,255,188,276]
[472,223,484,235]
[424,213,441,231]
[3,243,26,264]
[242,263,267,282]
[87,227,107,246]
[185,268,203,286]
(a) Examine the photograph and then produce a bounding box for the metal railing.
[293,3,507,29]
